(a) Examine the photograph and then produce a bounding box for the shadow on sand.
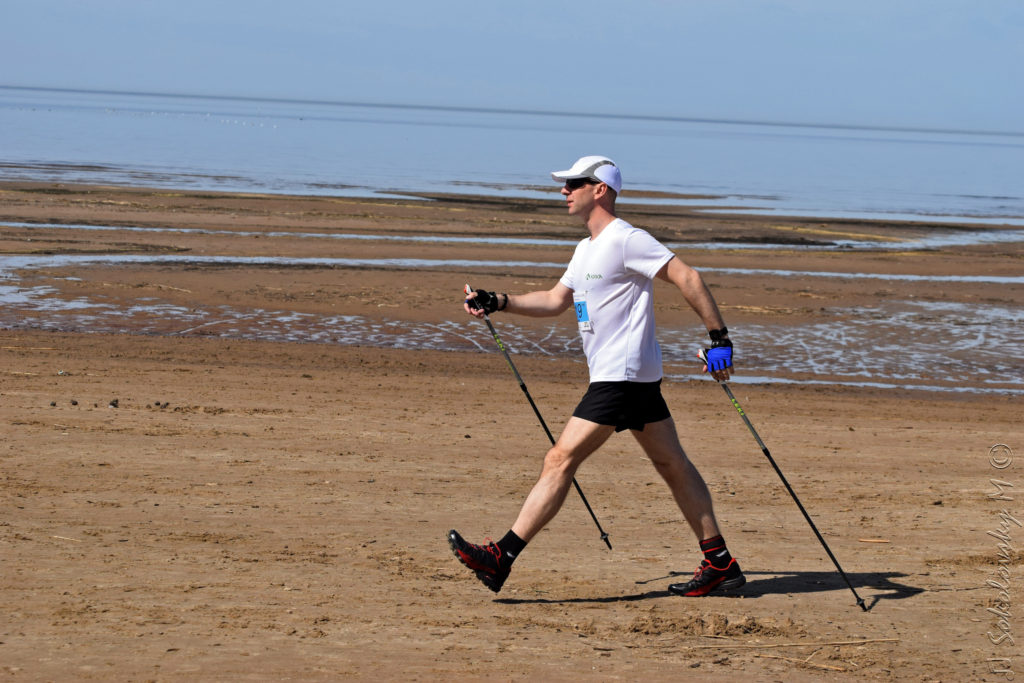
[494,570,922,611]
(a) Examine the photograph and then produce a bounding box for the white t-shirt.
[559,218,675,382]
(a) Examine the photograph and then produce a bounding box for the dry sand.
[1,183,1022,680]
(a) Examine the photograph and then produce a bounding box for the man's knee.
[644,440,689,468]
[541,444,581,478]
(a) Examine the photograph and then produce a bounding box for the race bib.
[573,292,592,332]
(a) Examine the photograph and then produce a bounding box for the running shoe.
[668,558,746,596]
[447,529,511,593]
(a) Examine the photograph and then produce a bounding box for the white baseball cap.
[551,155,622,194]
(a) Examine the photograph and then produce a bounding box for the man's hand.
[463,286,502,318]
[700,339,734,382]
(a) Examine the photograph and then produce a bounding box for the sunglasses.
[564,177,599,191]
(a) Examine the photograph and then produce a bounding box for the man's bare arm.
[464,282,573,319]
[506,283,574,317]
[656,256,727,332]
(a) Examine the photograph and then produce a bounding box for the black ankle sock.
[496,530,527,563]
[700,535,734,567]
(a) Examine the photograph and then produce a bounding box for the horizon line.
[3,84,1023,139]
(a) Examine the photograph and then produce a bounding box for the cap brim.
[551,170,589,182]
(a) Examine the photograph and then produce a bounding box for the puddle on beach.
[7,220,1024,252]
[1,252,1021,395]
[0,252,1022,285]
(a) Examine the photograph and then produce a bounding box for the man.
[448,155,743,597]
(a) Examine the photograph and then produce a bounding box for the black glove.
[468,289,501,314]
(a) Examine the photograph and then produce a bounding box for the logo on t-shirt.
[585,272,603,281]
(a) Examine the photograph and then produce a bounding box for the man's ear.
[594,182,615,205]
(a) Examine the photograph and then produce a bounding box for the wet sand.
[1,183,1022,680]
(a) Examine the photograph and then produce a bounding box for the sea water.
[2,86,1023,224]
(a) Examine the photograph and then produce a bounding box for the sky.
[3,0,1023,133]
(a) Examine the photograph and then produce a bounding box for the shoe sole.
[668,572,746,597]
[717,574,746,592]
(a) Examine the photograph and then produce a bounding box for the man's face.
[561,178,600,217]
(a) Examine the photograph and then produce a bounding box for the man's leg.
[511,416,616,542]
[448,416,614,592]
[632,417,745,596]
[631,417,720,540]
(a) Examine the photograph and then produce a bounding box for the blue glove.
[704,339,733,372]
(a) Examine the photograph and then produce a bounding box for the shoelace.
[471,539,503,566]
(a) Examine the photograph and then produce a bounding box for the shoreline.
[3,171,1024,228]
[4,179,1023,234]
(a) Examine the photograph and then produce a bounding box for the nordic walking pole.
[699,350,868,611]
[466,285,611,549]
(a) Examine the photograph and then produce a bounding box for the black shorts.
[572,380,672,432]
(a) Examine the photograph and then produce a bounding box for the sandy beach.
[1,182,1022,680]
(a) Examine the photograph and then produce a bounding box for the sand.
[1,183,1022,680]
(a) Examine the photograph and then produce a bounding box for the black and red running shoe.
[668,558,746,597]
[447,529,511,593]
